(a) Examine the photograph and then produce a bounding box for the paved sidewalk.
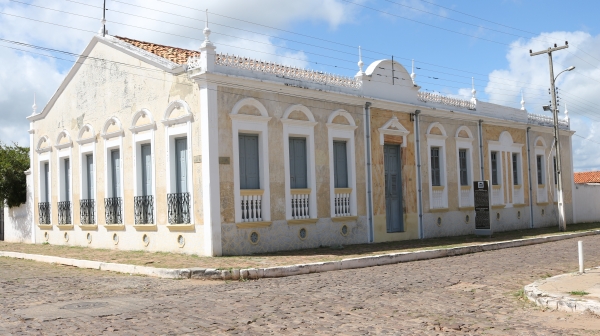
[526,267,600,314]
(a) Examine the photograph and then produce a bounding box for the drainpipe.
[526,127,534,228]
[364,102,374,243]
[414,110,424,239]
[478,120,484,180]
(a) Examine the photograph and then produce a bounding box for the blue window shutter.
[86,154,94,199]
[289,138,307,189]
[175,138,188,193]
[239,134,260,189]
[141,144,152,196]
[333,141,348,188]
[111,150,121,197]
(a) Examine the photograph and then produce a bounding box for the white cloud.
[0,0,358,147]
[483,31,600,171]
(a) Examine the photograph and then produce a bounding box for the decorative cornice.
[101,130,124,139]
[229,114,271,123]
[325,123,358,131]
[281,119,318,127]
[161,114,193,127]
[129,122,156,133]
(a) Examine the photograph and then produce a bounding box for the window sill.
[290,188,311,195]
[334,188,353,194]
[331,216,358,222]
[79,224,98,230]
[492,185,501,190]
[240,189,264,196]
[514,184,522,189]
[37,224,53,230]
[429,207,449,213]
[432,186,444,191]
[236,221,272,229]
[134,224,158,231]
[536,202,550,206]
[459,206,475,210]
[288,218,318,225]
[491,205,506,209]
[57,224,74,230]
[167,224,195,232]
[513,203,528,207]
[104,224,125,231]
[460,185,471,190]
[538,184,546,189]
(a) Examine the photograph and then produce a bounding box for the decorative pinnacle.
[357,46,364,73]
[520,89,525,110]
[203,9,211,42]
[564,103,569,120]
[410,59,416,82]
[32,93,37,115]
[471,77,476,98]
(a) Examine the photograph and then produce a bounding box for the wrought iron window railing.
[57,201,72,225]
[104,197,123,224]
[134,195,154,224]
[38,202,51,224]
[167,192,190,224]
[80,199,95,224]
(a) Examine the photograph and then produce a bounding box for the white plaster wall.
[573,184,600,223]
[3,203,32,243]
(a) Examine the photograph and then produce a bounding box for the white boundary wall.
[573,183,600,223]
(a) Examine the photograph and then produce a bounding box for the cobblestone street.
[3,235,600,335]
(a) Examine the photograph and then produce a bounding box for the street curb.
[524,268,600,314]
[1,230,599,280]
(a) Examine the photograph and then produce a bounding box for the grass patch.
[569,291,590,296]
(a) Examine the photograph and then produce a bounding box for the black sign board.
[473,180,492,235]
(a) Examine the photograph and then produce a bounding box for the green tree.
[0,143,29,208]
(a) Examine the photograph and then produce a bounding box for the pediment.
[379,116,410,146]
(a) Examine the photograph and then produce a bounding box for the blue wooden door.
[289,138,307,189]
[141,144,152,196]
[384,145,403,232]
[239,134,260,189]
[111,149,121,197]
[333,141,348,188]
[175,138,188,194]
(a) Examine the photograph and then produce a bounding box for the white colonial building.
[3,24,577,256]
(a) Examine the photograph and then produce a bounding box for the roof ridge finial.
[358,46,364,74]
[32,93,37,115]
[99,0,107,37]
[203,9,211,43]
[564,103,569,120]
[410,59,416,83]
[471,77,476,101]
[520,89,525,110]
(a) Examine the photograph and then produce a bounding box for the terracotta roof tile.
[115,36,199,65]
[574,171,600,184]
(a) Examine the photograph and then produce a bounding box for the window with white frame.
[102,117,124,225]
[36,136,52,225]
[488,131,523,206]
[491,151,499,186]
[327,109,358,218]
[455,126,475,208]
[78,124,97,225]
[55,130,73,225]
[131,108,156,225]
[163,100,194,225]
[426,122,448,209]
[512,153,519,185]
[230,98,272,224]
[534,136,548,203]
[282,104,317,221]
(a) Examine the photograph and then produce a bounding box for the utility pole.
[530,41,573,232]
[102,0,107,37]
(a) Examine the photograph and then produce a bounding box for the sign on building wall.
[473,180,492,236]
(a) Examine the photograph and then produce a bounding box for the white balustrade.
[241,192,263,222]
[431,188,444,209]
[491,187,503,205]
[213,53,362,89]
[537,186,547,203]
[417,91,476,110]
[513,186,524,204]
[334,189,352,217]
[291,191,310,220]
[528,113,569,130]
[460,188,473,207]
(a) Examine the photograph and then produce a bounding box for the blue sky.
[1,0,600,170]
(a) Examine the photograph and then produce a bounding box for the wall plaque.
[473,180,492,236]
[219,157,230,165]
